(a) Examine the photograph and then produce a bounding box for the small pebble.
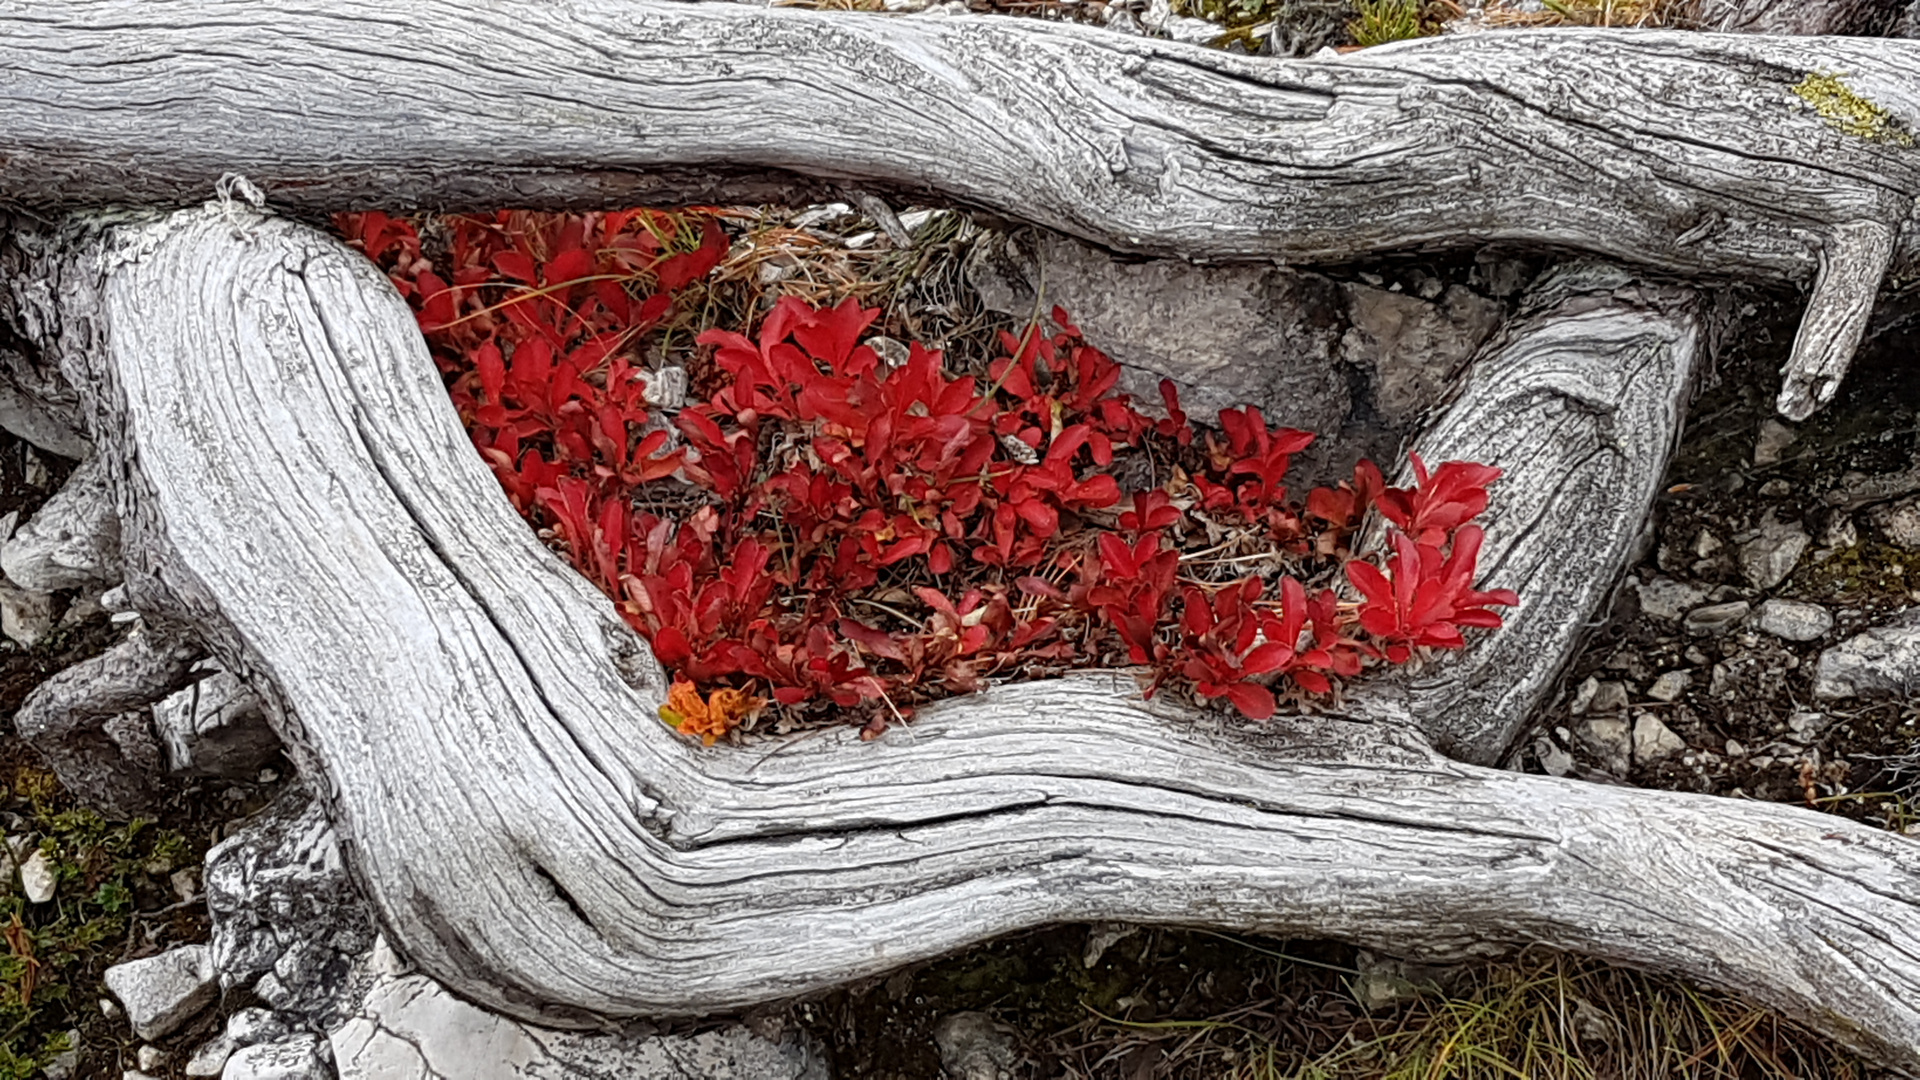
[1685,601,1751,635]
[1589,680,1629,714]
[1647,670,1692,702]
[19,849,56,903]
[1632,712,1687,763]
[1568,676,1598,715]
[1752,418,1797,466]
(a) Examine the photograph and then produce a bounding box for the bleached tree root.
[2,3,1918,414]
[14,194,1920,1067]
[1,450,121,592]
[13,624,199,815]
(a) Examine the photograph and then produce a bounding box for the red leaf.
[1224,682,1276,719]
[474,340,506,405]
[492,250,537,284]
[542,248,594,287]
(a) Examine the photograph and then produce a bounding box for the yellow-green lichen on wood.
[1791,72,1915,147]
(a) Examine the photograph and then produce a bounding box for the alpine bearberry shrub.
[336,210,1517,744]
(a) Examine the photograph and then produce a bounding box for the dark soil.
[0,434,290,1079]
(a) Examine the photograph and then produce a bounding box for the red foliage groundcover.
[338,209,1515,743]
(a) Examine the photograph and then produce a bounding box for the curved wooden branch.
[14,624,199,815]
[1395,268,1699,761]
[3,3,1918,409]
[22,204,1920,1069]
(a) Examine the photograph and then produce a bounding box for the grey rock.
[260,941,354,1014]
[1338,281,1503,435]
[1692,529,1722,558]
[0,577,53,646]
[329,975,827,1080]
[1685,601,1752,635]
[1787,712,1831,741]
[1752,418,1797,466]
[1757,478,1792,497]
[933,1011,1025,1079]
[1725,739,1746,757]
[1737,514,1810,590]
[1874,496,1920,549]
[1753,598,1834,642]
[188,1008,290,1078]
[968,232,1353,448]
[137,1045,167,1071]
[155,666,281,779]
[1533,737,1575,778]
[1634,577,1711,621]
[0,452,120,592]
[1646,670,1692,702]
[1588,680,1629,715]
[1813,608,1920,700]
[229,1008,292,1045]
[105,945,218,1041]
[186,1038,236,1078]
[42,1029,81,1080]
[1567,676,1599,715]
[1822,510,1860,550]
[206,791,374,1026]
[221,1034,330,1080]
[1579,717,1632,776]
[19,847,56,902]
[1632,713,1687,764]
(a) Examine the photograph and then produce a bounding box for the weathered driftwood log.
[2,3,1918,416]
[13,204,1920,1071]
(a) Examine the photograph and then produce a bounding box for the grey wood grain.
[2,3,1918,411]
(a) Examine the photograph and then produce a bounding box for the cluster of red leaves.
[336,210,1517,744]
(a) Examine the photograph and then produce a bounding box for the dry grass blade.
[1476,0,1685,28]
[1071,947,1871,1079]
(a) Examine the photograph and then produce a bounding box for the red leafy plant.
[337,210,1517,744]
